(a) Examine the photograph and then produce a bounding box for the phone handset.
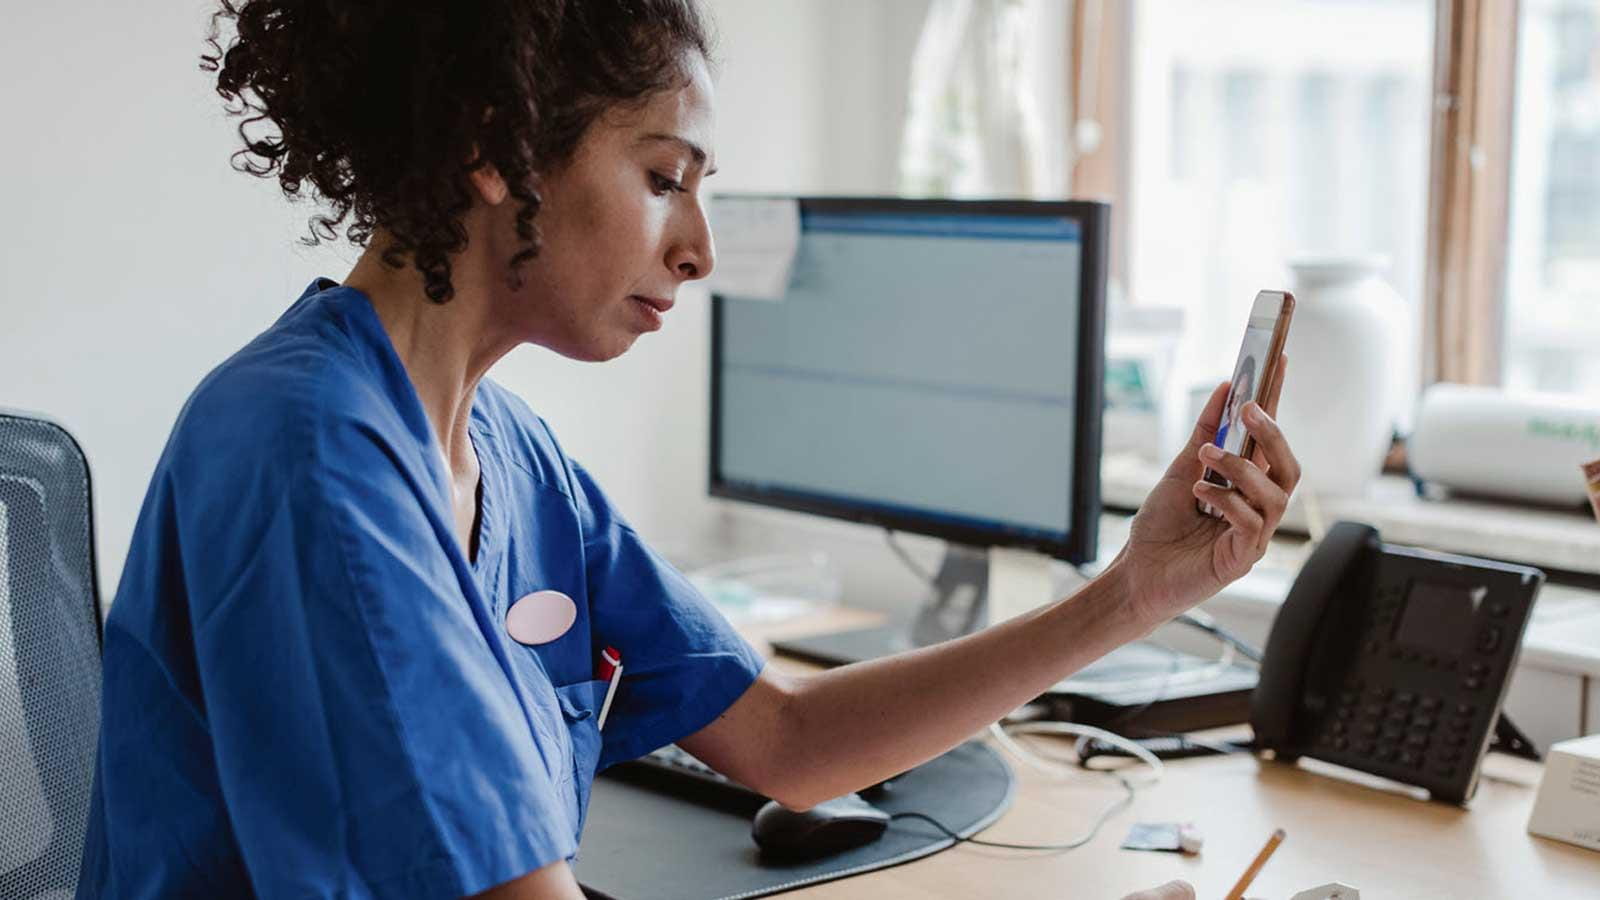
[1250,521,1380,753]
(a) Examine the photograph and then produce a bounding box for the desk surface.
[749,610,1600,900]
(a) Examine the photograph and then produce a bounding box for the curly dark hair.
[202,0,713,302]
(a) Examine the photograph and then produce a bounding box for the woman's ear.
[468,161,510,206]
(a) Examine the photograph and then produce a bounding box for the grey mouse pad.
[573,740,1014,900]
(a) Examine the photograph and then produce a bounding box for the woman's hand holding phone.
[1109,353,1301,630]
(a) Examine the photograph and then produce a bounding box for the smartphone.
[1198,289,1295,516]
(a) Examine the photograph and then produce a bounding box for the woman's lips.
[630,295,671,330]
[631,295,675,313]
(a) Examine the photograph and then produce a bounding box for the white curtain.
[898,0,1071,198]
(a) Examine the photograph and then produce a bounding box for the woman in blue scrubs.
[80,2,1299,898]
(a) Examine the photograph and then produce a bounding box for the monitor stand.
[909,543,991,647]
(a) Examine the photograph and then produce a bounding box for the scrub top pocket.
[554,678,607,833]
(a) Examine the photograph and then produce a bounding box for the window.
[1122,0,1436,379]
[1503,0,1600,395]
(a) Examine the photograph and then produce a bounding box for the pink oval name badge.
[505,590,577,645]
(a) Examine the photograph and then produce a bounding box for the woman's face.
[1229,367,1255,420]
[487,52,719,362]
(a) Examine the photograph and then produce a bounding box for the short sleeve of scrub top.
[76,280,767,900]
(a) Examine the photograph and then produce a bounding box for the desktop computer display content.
[710,197,1109,570]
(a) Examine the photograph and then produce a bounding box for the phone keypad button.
[1412,715,1436,731]
[1463,676,1484,691]
[1399,751,1421,768]
[1420,696,1442,712]
[1456,702,1477,717]
[1476,627,1502,652]
[1394,691,1416,706]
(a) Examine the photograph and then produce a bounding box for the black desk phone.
[1250,521,1544,804]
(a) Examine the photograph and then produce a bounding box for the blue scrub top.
[78,279,766,899]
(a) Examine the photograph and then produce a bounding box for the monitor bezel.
[708,195,1107,565]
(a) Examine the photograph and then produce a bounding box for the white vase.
[1277,258,1405,497]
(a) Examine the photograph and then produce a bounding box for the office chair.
[0,410,102,900]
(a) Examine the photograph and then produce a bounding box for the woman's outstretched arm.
[681,362,1298,809]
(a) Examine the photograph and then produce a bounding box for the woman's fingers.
[1166,380,1231,481]
[1193,478,1265,540]
[1199,443,1288,530]
[1240,401,1301,495]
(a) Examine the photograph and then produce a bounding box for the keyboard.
[608,745,770,814]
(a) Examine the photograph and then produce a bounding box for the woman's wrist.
[1054,554,1161,644]
[1093,551,1171,639]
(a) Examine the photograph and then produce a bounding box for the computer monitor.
[709,197,1108,588]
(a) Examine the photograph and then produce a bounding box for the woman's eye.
[649,172,685,195]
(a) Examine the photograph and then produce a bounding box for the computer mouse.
[750,793,891,861]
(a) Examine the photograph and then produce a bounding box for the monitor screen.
[711,198,1106,562]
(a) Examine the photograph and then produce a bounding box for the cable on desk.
[1175,609,1263,664]
[888,774,1133,852]
[884,721,1162,855]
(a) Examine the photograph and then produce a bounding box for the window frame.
[1067,0,1522,390]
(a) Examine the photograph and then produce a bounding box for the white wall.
[0,0,932,602]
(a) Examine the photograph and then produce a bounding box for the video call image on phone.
[1214,319,1276,457]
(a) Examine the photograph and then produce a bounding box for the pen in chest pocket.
[597,646,623,731]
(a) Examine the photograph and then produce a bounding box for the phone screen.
[1214,311,1279,456]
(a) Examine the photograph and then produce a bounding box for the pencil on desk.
[1224,827,1285,900]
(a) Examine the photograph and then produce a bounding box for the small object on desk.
[1224,827,1285,900]
[1526,732,1600,852]
[1286,883,1361,900]
[1120,822,1203,855]
[1584,458,1600,524]
[750,794,891,861]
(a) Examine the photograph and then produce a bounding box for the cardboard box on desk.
[1527,733,1600,852]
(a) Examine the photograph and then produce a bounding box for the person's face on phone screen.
[1217,328,1272,455]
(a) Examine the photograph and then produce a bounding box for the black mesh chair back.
[0,411,102,900]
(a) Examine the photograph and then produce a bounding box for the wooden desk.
[749,610,1600,899]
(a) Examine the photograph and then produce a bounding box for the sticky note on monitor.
[707,196,800,301]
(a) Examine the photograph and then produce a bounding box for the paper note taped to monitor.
[707,196,800,301]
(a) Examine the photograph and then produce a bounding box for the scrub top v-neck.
[78,279,766,900]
